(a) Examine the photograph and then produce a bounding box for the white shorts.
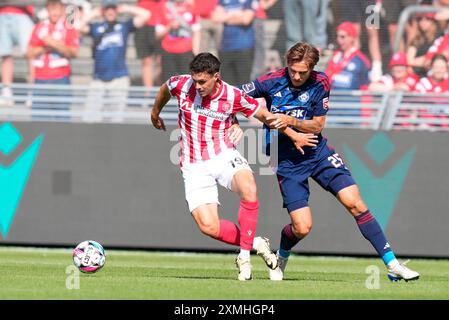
[182,148,252,212]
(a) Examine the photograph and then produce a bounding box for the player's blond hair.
[285,42,320,69]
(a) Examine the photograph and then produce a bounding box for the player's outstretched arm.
[150,84,171,131]
[266,114,326,134]
[253,107,318,155]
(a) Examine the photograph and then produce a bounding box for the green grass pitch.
[0,246,448,300]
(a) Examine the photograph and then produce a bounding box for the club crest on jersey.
[299,92,310,103]
[222,102,231,113]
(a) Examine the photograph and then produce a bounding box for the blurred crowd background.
[1,0,449,109]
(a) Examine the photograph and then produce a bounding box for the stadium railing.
[393,5,442,54]
[382,92,449,131]
[1,83,448,130]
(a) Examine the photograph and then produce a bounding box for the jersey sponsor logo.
[271,106,306,119]
[241,82,255,93]
[323,97,329,110]
[299,92,309,103]
[194,105,229,121]
[97,32,124,50]
[285,109,306,119]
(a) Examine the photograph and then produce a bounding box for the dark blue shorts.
[276,150,355,213]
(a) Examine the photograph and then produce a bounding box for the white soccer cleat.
[235,255,252,281]
[387,260,420,282]
[269,253,288,281]
[254,237,278,270]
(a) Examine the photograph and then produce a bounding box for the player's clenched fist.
[151,113,166,131]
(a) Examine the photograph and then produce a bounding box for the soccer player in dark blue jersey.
[241,42,420,282]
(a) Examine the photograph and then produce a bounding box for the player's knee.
[239,182,258,202]
[292,220,312,238]
[198,221,219,238]
[347,198,368,216]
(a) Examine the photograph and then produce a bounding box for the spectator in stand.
[156,0,200,82]
[264,0,284,72]
[434,0,449,32]
[407,12,441,78]
[382,0,418,52]
[249,0,284,79]
[250,0,284,79]
[193,0,222,57]
[369,52,419,92]
[0,3,35,106]
[316,0,330,52]
[415,54,449,93]
[325,21,371,90]
[211,0,256,85]
[136,0,163,89]
[333,0,382,82]
[78,0,150,122]
[282,0,328,51]
[368,52,419,129]
[27,0,79,113]
[425,31,449,66]
[414,54,449,129]
[251,0,267,79]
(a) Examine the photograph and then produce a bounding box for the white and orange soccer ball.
[72,240,106,273]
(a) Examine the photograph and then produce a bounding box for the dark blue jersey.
[241,68,331,162]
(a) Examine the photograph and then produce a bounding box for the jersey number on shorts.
[229,156,248,168]
[328,153,344,168]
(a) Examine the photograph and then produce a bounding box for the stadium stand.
[1,0,448,130]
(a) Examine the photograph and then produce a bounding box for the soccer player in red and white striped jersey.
[151,53,317,280]
[165,72,257,166]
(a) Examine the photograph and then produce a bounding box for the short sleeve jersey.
[90,20,135,81]
[167,75,260,166]
[241,68,331,160]
[29,18,79,80]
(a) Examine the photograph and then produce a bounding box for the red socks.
[214,200,259,250]
[237,200,259,250]
[216,220,240,246]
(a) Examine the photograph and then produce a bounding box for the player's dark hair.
[189,53,221,75]
[285,42,320,69]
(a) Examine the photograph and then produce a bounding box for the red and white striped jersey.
[377,73,419,91]
[166,75,261,165]
[414,76,449,93]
